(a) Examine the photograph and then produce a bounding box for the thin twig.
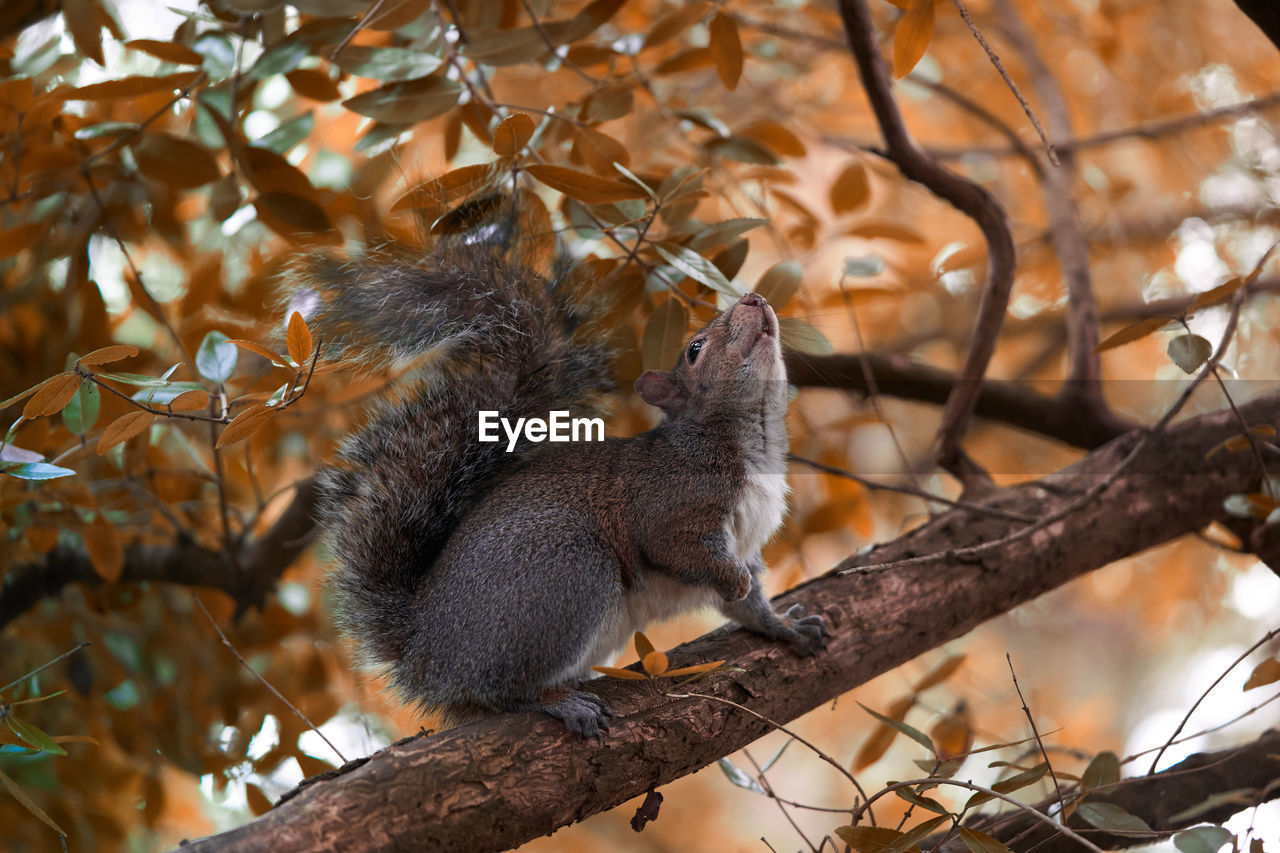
[745,749,819,852]
[951,0,1058,165]
[192,592,348,764]
[0,642,91,695]
[1006,654,1066,821]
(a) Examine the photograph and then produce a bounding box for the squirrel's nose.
[741,293,766,307]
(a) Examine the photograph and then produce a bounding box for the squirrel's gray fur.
[297,216,829,737]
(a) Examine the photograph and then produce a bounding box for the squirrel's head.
[634,293,787,422]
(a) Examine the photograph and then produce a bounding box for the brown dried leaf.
[245,783,273,817]
[831,161,870,214]
[390,164,494,212]
[63,0,104,66]
[912,653,965,691]
[492,113,535,156]
[24,373,82,418]
[708,12,743,90]
[216,404,274,449]
[641,298,690,370]
[835,825,918,853]
[893,0,935,79]
[573,125,630,174]
[98,411,156,454]
[0,223,49,259]
[853,695,915,771]
[634,631,656,658]
[580,84,634,123]
[525,164,648,204]
[590,665,650,680]
[342,74,461,124]
[643,2,710,49]
[847,222,927,244]
[661,660,726,678]
[642,650,669,675]
[57,71,201,101]
[739,120,806,158]
[1244,658,1280,690]
[1094,316,1173,353]
[134,132,221,189]
[287,311,314,365]
[78,344,140,367]
[1189,276,1245,312]
[254,192,338,244]
[229,339,291,367]
[83,515,124,582]
[654,47,715,75]
[124,38,203,65]
[286,68,342,102]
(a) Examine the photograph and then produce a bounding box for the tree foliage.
[2,0,1279,850]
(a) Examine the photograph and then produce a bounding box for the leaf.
[959,828,1014,853]
[134,132,221,189]
[287,68,343,102]
[589,665,649,680]
[287,311,314,366]
[8,717,67,755]
[246,783,273,817]
[168,390,210,412]
[342,75,462,124]
[78,344,140,367]
[708,12,743,90]
[778,318,833,355]
[1167,333,1213,373]
[57,71,201,101]
[229,340,291,368]
[836,826,916,853]
[124,38,203,64]
[860,701,936,755]
[254,192,337,243]
[848,222,927,244]
[63,0,104,65]
[756,261,803,308]
[1169,789,1259,823]
[493,113,535,156]
[1190,277,1245,312]
[831,162,871,214]
[391,164,495,212]
[62,381,100,435]
[1076,801,1152,833]
[1081,751,1121,788]
[853,695,915,770]
[248,40,309,80]
[1095,316,1173,353]
[526,164,649,204]
[216,404,275,449]
[739,121,806,158]
[83,514,124,581]
[893,786,949,814]
[581,84,634,123]
[0,223,49,259]
[893,0,935,79]
[573,125,630,174]
[704,135,778,165]
[965,763,1048,808]
[634,631,656,659]
[653,243,739,297]
[1244,658,1280,690]
[24,373,82,419]
[257,112,314,154]
[717,757,766,793]
[97,412,156,454]
[197,331,238,384]
[1174,827,1234,853]
[0,768,66,837]
[3,462,76,481]
[641,299,690,370]
[661,660,726,678]
[642,650,669,675]
[331,45,443,81]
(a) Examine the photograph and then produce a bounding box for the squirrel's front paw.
[540,689,614,738]
[779,604,830,656]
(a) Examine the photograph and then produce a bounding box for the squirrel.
[293,213,830,737]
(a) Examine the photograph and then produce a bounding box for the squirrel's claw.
[540,690,614,738]
[780,604,831,656]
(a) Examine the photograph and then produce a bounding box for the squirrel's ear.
[635,370,682,410]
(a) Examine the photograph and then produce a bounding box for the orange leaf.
[228,339,291,368]
[124,39,203,65]
[642,650,669,675]
[390,164,494,213]
[912,653,965,691]
[642,2,710,49]
[634,631,656,658]
[708,12,743,90]
[492,113,535,156]
[63,0,104,65]
[847,222,927,244]
[830,161,870,214]
[23,373,82,418]
[1189,276,1244,312]
[1094,316,1173,353]
[853,695,915,771]
[573,125,630,174]
[56,71,201,101]
[661,660,726,678]
[77,344,140,367]
[97,411,156,454]
[26,526,60,554]
[254,193,338,245]
[216,404,274,449]
[590,665,650,680]
[525,164,648,204]
[739,120,806,158]
[82,515,124,582]
[892,0,935,79]
[0,223,48,259]
[168,390,210,412]
[287,311,314,366]
[654,47,715,75]
[1244,658,1280,691]
[133,132,221,189]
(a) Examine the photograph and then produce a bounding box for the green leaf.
[716,757,766,793]
[653,243,740,296]
[62,380,100,435]
[964,763,1048,809]
[248,40,309,80]
[1173,826,1233,853]
[859,701,936,756]
[7,717,67,755]
[196,331,238,384]
[257,111,314,154]
[778,318,834,355]
[755,260,803,309]
[1081,751,1120,789]
[2,461,76,480]
[892,785,949,814]
[342,75,462,124]
[133,382,208,406]
[959,827,1014,853]
[1167,333,1213,374]
[331,45,443,81]
[883,815,950,853]
[94,371,177,387]
[1076,801,1152,833]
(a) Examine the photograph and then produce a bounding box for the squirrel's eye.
[686,339,704,364]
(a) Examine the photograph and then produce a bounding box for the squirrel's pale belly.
[726,469,789,560]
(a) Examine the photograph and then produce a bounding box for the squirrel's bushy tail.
[293,233,613,671]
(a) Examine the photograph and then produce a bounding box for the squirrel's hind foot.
[778,604,831,656]
[525,688,614,738]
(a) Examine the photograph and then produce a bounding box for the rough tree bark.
[177,387,1280,852]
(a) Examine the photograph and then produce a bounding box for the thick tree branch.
[928,728,1280,852]
[838,0,1019,473]
[0,478,318,630]
[180,389,1280,853]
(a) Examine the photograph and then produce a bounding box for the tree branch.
[837,0,1019,474]
[179,388,1280,853]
